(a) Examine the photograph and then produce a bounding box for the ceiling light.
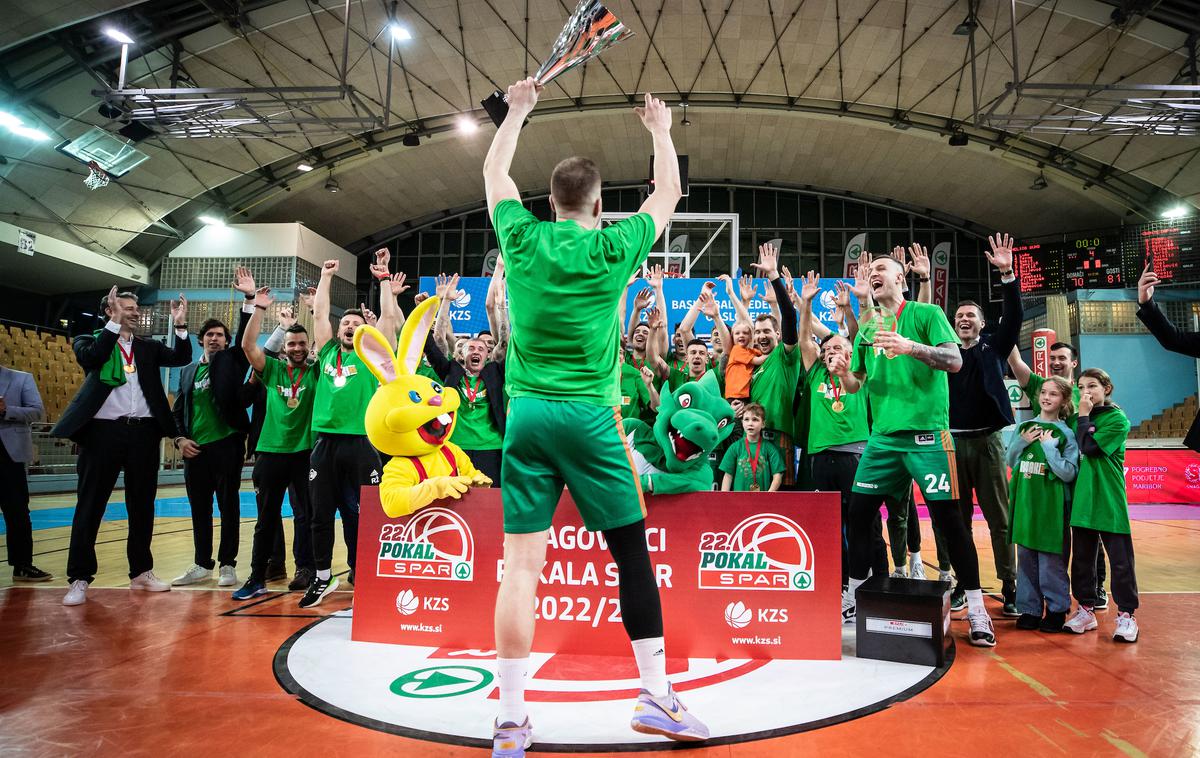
[389,23,412,41]
[1162,205,1190,220]
[402,133,420,147]
[10,125,50,141]
[297,162,314,172]
[104,27,135,45]
[457,116,478,134]
[0,111,21,129]
[198,215,225,226]
[1030,172,1048,191]
[953,17,977,35]
[948,130,968,146]
[325,178,340,193]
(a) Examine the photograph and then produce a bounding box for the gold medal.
[831,400,844,413]
[749,484,760,492]
[286,397,300,409]
[884,349,897,359]
[123,364,136,374]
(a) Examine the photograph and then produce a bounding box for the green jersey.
[851,301,960,435]
[619,362,651,423]
[311,340,376,436]
[1008,420,1075,553]
[453,374,503,450]
[665,356,690,392]
[749,345,802,437]
[1023,373,1081,428]
[1070,405,1131,534]
[416,358,440,381]
[190,363,237,446]
[257,357,318,453]
[720,436,785,491]
[492,199,656,406]
[803,362,868,454]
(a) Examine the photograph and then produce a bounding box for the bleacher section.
[1131,395,1200,440]
[0,322,83,422]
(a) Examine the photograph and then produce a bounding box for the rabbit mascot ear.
[353,295,440,383]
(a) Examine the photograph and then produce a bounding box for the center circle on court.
[274,613,954,750]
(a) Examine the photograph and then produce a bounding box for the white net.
[84,163,110,190]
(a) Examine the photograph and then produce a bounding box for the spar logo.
[1186,463,1200,487]
[377,507,474,582]
[698,513,815,591]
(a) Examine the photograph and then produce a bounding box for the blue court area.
[9,493,313,535]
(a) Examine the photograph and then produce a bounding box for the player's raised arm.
[484,78,541,218]
[634,94,682,242]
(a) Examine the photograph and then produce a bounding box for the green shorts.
[501,396,646,533]
[851,431,959,501]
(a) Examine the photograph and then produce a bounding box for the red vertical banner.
[353,489,843,660]
[1032,328,1056,378]
[931,242,951,309]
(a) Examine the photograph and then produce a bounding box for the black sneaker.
[1016,613,1041,630]
[13,565,53,582]
[298,575,340,609]
[1094,587,1109,610]
[289,567,314,592]
[348,569,355,586]
[1039,610,1066,633]
[265,562,287,582]
[950,587,967,612]
[1001,582,1019,617]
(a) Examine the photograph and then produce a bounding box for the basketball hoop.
[84,161,111,190]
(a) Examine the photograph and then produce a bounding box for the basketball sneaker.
[289,568,314,591]
[265,562,287,582]
[13,565,52,582]
[298,576,339,609]
[630,683,709,741]
[130,571,170,592]
[907,554,927,580]
[232,579,267,601]
[841,590,856,625]
[889,568,907,579]
[172,564,211,586]
[1113,612,1139,643]
[218,565,238,587]
[1064,606,1097,634]
[1094,587,1109,610]
[950,587,967,613]
[967,611,996,647]
[63,580,88,606]
[492,716,532,757]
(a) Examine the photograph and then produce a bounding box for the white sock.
[847,577,866,596]
[966,588,985,615]
[316,569,331,581]
[496,657,529,725]
[631,637,669,697]
[908,551,922,565]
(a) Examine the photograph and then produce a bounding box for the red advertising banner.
[353,489,842,660]
[1031,328,1056,378]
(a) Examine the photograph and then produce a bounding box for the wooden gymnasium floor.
[1,484,1198,757]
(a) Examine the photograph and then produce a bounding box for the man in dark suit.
[0,343,51,581]
[54,286,191,605]
[170,267,256,588]
[1137,264,1200,452]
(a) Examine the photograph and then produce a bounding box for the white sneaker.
[63,580,88,606]
[908,554,927,580]
[968,611,997,647]
[130,570,171,592]
[841,590,856,625]
[218,565,238,587]
[938,569,954,586]
[889,568,908,578]
[1113,612,1139,643]
[1064,606,1097,634]
[172,564,211,586]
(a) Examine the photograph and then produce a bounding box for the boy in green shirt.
[720,403,783,491]
[833,254,996,647]
[484,79,707,755]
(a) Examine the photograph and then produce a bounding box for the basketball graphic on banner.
[405,508,474,566]
[724,601,752,629]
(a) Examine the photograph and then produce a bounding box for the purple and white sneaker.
[491,716,532,757]
[630,683,709,741]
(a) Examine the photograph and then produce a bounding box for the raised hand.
[891,246,911,275]
[233,266,256,297]
[698,288,720,318]
[1138,263,1160,304]
[640,365,655,388]
[647,263,665,284]
[986,233,1014,273]
[851,259,872,300]
[646,306,666,331]
[277,306,296,330]
[908,243,931,278]
[413,291,430,306]
[105,285,120,316]
[321,260,339,277]
[373,247,391,270]
[752,242,780,280]
[800,270,820,303]
[444,274,462,302]
[506,77,542,117]
[298,287,316,313]
[738,275,757,303]
[834,280,853,309]
[253,286,273,309]
[827,351,851,378]
[633,287,654,311]
[780,265,796,294]
[368,262,388,281]
[634,92,672,134]
[171,294,188,326]
[435,273,453,299]
[359,303,379,327]
[761,281,777,304]
[387,272,411,297]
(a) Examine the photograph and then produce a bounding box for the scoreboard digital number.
[1122,219,1200,284]
[1065,235,1123,289]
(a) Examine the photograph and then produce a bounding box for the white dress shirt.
[93,320,189,420]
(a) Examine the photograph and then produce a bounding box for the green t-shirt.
[1023,373,1081,429]
[416,358,440,381]
[452,374,503,450]
[190,363,237,446]
[492,199,657,406]
[720,436,785,491]
[1009,420,1073,552]
[749,346,802,437]
[850,301,960,435]
[803,362,869,454]
[257,357,318,454]
[311,340,376,435]
[1070,405,1131,534]
[619,362,651,423]
[665,357,689,392]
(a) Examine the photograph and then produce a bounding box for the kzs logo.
[723,601,789,629]
[394,589,450,616]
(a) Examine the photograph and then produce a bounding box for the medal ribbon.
[464,375,482,403]
[335,350,344,378]
[831,375,842,407]
[287,364,306,399]
[745,437,762,482]
[118,340,135,370]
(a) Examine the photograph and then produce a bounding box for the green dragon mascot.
[624,371,735,494]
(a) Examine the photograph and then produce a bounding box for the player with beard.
[831,255,997,647]
[303,254,402,608]
[746,243,800,487]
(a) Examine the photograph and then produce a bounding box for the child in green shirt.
[720,402,784,492]
[1006,375,1079,633]
[1063,368,1139,643]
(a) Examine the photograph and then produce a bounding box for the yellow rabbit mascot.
[353,296,492,518]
